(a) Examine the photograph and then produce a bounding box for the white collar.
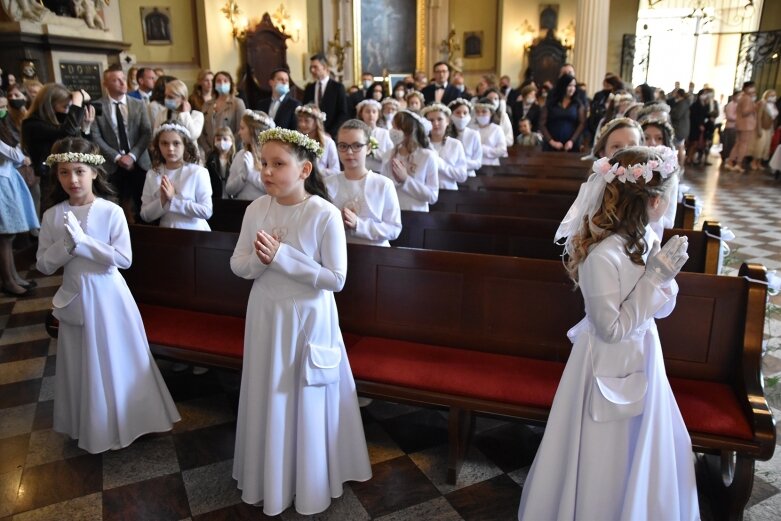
[111,94,128,104]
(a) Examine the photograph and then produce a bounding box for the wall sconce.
[222,0,245,40]
[272,3,301,43]
[561,20,575,50]
[516,19,536,53]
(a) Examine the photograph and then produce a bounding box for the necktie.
[115,102,130,154]
[269,98,280,119]
[316,81,323,107]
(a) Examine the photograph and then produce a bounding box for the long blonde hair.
[566,147,674,283]
[242,111,275,171]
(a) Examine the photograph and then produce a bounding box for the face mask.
[384,113,395,123]
[9,99,25,110]
[274,82,289,96]
[476,114,491,126]
[394,90,404,99]
[490,100,500,110]
[451,115,470,130]
[363,80,373,90]
[769,96,777,103]
[215,83,231,95]
[216,139,232,152]
[456,84,465,92]
[525,96,536,105]
[389,128,405,145]
[0,108,6,119]
[164,98,180,110]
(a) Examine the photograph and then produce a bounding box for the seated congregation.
[1,51,776,521]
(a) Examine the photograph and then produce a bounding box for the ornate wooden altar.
[528,30,568,87]
[238,13,303,109]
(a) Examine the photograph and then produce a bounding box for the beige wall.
[119,0,201,85]
[759,0,781,31]
[607,0,640,86]
[450,0,499,89]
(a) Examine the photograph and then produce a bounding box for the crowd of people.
[1,53,779,520]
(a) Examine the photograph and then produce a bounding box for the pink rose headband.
[591,145,678,184]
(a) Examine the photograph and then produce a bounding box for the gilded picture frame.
[352,0,425,81]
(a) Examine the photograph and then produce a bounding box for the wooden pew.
[478,163,589,180]
[431,190,698,230]
[503,148,590,168]
[392,210,723,274]
[119,227,773,518]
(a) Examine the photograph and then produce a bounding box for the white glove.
[645,235,689,286]
[64,211,86,251]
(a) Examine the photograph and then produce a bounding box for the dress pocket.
[52,291,84,326]
[303,342,341,386]
[589,371,647,422]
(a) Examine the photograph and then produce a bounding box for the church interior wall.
[606,0,640,86]
[450,0,499,90]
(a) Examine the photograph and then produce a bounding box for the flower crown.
[356,99,382,114]
[295,105,326,121]
[405,90,425,103]
[154,122,192,140]
[45,152,106,167]
[473,101,496,112]
[595,117,641,143]
[592,145,678,184]
[640,117,676,141]
[381,97,400,109]
[608,92,635,104]
[420,103,451,117]
[399,109,430,131]
[258,128,324,158]
[448,97,473,110]
[244,109,276,129]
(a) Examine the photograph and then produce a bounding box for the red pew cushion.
[347,336,565,409]
[138,304,245,359]
[669,377,753,441]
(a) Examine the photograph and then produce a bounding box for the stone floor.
[0,157,779,520]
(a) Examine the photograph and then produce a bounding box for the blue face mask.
[274,82,289,96]
[164,98,180,110]
[215,83,231,95]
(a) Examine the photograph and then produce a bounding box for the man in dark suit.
[303,54,348,135]
[421,61,460,106]
[90,64,152,222]
[256,68,301,130]
[127,67,156,105]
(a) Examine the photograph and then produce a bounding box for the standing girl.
[230,128,371,515]
[381,110,439,211]
[36,137,179,454]
[296,104,339,176]
[204,126,235,198]
[140,122,213,230]
[226,110,274,200]
[448,98,483,177]
[0,91,39,296]
[355,99,392,173]
[422,103,468,189]
[519,145,698,520]
[324,119,401,246]
[379,97,400,128]
[470,98,507,166]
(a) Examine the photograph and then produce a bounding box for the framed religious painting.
[353,0,425,80]
[140,7,173,45]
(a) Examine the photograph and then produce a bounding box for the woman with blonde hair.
[750,89,778,170]
[152,79,205,141]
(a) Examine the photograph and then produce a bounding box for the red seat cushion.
[669,377,754,441]
[138,304,245,359]
[347,336,565,408]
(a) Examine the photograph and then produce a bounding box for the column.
[573,0,610,96]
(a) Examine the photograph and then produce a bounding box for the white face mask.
[476,114,491,126]
[363,80,373,90]
[768,96,777,103]
[389,128,405,145]
[451,115,470,130]
[384,113,395,123]
[216,139,232,152]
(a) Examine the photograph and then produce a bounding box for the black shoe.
[1,285,29,297]
[19,279,38,289]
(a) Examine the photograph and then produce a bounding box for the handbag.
[303,342,342,386]
[587,333,647,423]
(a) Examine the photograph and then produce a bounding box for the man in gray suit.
[91,64,152,222]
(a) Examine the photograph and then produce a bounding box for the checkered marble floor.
[0,159,779,520]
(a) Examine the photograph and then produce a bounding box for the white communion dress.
[36,198,180,454]
[380,147,439,211]
[324,171,402,246]
[225,149,266,201]
[140,163,213,230]
[518,227,699,521]
[230,194,372,516]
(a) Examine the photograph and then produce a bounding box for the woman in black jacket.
[21,83,95,210]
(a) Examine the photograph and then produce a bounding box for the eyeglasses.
[336,142,366,153]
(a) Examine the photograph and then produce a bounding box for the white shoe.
[192,366,209,375]
[171,363,189,373]
[357,397,373,407]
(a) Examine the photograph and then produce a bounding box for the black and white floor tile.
[0,159,779,520]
